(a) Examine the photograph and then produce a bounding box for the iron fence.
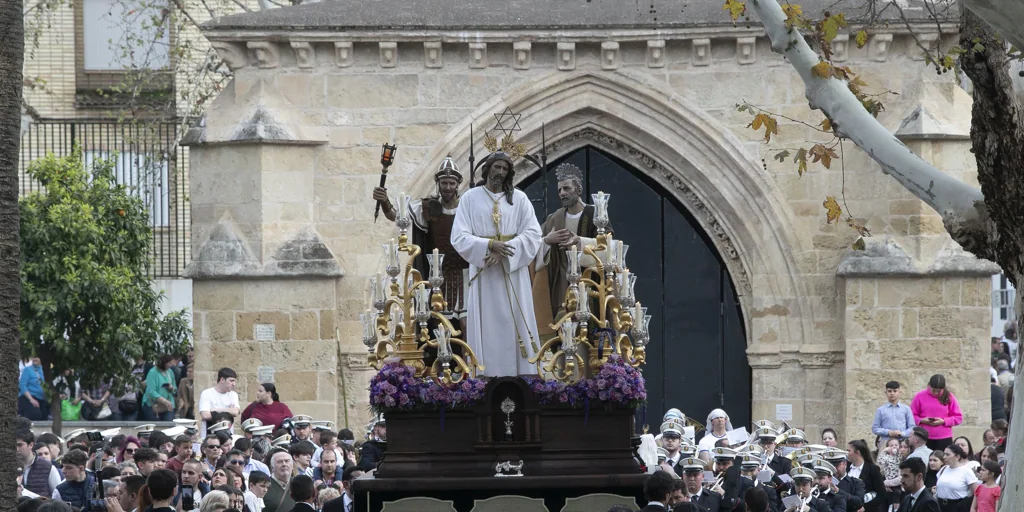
[19,120,190,278]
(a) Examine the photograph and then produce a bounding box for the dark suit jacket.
[737,477,780,512]
[321,495,348,512]
[639,504,670,512]
[819,490,847,512]
[287,503,317,512]
[838,474,866,511]
[857,462,887,512]
[899,488,941,512]
[692,489,723,512]
[357,440,385,471]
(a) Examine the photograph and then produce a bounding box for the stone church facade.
[185,0,997,441]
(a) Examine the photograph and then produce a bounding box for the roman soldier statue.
[372,156,469,321]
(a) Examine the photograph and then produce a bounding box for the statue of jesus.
[451,151,543,376]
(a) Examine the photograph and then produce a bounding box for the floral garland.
[369,355,646,413]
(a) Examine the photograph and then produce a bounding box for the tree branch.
[746,0,994,257]
[958,9,1024,279]
[960,0,1024,52]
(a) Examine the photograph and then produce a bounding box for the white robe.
[451,186,543,376]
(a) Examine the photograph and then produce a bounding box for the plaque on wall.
[257,366,275,383]
[255,323,276,341]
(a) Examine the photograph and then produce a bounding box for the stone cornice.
[205,25,958,71]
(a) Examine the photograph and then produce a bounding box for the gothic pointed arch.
[408,71,812,350]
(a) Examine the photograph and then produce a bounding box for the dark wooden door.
[520,146,751,433]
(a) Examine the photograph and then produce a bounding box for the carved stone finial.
[557,42,576,71]
[513,41,532,70]
[424,41,443,68]
[646,40,666,68]
[334,42,354,68]
[290,42,315,69]
[692,39,712,66]
[247,41,280,69]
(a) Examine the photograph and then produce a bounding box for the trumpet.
[801,486,820,508]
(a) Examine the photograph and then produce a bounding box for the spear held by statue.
[374,143,398,222]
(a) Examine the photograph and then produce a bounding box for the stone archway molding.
[407,71,812,348]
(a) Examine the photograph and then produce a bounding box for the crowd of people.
[12,321,1018,512]
[18,353,196,423]
[15,367,385,512]
[631,372,1012,512]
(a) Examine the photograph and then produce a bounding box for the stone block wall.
[843,276,993,445]
[191,279,341,418]
[185,19,997,434]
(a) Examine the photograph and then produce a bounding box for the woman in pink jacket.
[911,374,963,451]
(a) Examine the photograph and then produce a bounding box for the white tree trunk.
[745,0,985,227]
[746,2,1019,511]
[962,0,1024,53]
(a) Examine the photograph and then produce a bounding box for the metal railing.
[19,120,190,278]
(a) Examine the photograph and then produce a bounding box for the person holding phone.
[911,375,963,451]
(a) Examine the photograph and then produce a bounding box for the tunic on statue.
[451,187,543,376]
[410,198,469,318]
[532,204,604,334]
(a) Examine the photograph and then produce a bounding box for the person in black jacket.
[753,427,793,498]
[356,418,386,472]
[809,459,847,512]
[639,470,676,512]
[679,458,723,512]
[847,440,887,512]
[822,449,864,512]
[735,453,780,512]
[898,458,941,512]
[786,467,831,512]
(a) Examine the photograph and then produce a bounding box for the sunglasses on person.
[124,448,137,454]
[204,444,220,450]
[228,459,245,466]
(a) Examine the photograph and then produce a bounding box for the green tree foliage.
[19,150,191,431]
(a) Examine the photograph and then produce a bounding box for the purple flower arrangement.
[369,355,645,413]
[369,360,487,413]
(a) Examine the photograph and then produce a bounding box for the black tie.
[908,496,916,511]
[692,495,699,502]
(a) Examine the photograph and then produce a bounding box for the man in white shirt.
[245,470,271,512]
[698,409,732,461]
[906,427,932,464]
[198,367,240,437]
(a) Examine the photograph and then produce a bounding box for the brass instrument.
[802,486,820,509]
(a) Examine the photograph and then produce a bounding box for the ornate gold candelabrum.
[529,191,651,383]
[362,193,484,384]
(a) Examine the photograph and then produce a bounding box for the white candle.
[431,248,440,279]
[376,272,386,300]
[577,281,589,316]
[569,244,579,274]
[634,301,642,324]
[616,241,625,268]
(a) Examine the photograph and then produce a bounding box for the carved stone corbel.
[692,38,712,66]
[290,42,315,69]
[736,37,756,65]
[379,42,398,68]
[334,42,354,68]
[424,42,443,68]
[513,41,532,70]
[601,41,620,70]
[646,40,666,68]
[832,34,849,63]
[211,41,249,71]
[870,33,894,62]
[247,41,280,69]
[469,43,487,69]
[557,42,576,71]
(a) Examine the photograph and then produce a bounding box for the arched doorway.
[519,146,751,431]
